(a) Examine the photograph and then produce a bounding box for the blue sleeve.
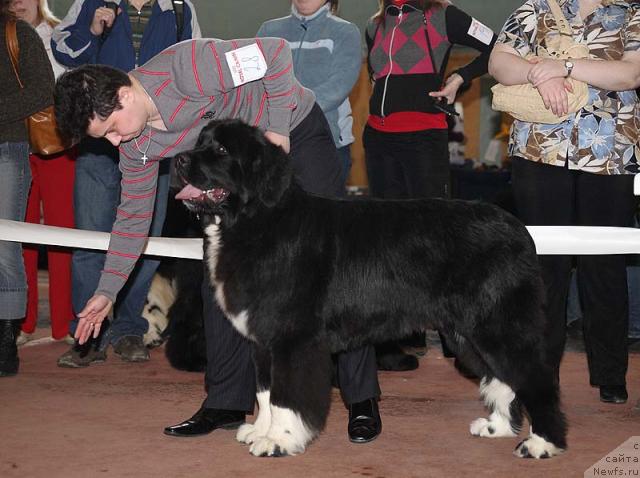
[181,0,202,40]
[51,0,103,67]
[256,22,270,38]
[311,24,362,113]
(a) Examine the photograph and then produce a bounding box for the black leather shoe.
[599,385,628,404]
[348,398,382,444]
[164,408,245,437]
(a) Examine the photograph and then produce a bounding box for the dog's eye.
[216,145,228,155]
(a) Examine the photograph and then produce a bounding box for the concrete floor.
[1,272,639,478]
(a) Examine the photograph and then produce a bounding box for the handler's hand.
[264,131,291,154]
[75,294,113,344]
[429,73,464,105]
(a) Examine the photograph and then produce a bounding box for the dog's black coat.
[175,119,567,457]
[158,198,207,372]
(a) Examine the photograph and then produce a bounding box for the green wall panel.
[50,1,521,39]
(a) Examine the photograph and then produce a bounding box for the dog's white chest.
[204,221,253,340]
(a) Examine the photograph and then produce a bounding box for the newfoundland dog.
[173,119,567,459]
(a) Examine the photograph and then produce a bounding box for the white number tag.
[468,18,493,46]
[225,43,268,87]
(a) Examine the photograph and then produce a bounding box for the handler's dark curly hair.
[54,64,131,143]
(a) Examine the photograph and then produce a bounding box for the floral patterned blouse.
[497,0,640,175]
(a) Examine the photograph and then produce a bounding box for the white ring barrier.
[0,219,203,259]
[0,219,640,258]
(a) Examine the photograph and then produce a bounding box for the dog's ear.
[251,140,292,208]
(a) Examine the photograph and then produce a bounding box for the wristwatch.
[564,60,574,78]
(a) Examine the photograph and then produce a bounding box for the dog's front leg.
[237,344,272,445]
[249,338,332,457]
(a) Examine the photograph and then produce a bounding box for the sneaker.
[57,342,107,368]
[112,336,150,362]
[16,331,34,346]
[60,334,75,346]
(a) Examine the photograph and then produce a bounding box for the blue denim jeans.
[71,139,170,345]
[0,141,31,320]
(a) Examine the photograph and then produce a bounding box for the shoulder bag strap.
[5,19,24,88]
[546,0,574,37]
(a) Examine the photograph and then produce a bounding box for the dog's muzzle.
[175,183,230,205]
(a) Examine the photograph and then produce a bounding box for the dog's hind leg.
[237,344,272,446]
[470,376,523,439]
[469,331,566,456]
[513,368,567,459]
[249,338,332,457]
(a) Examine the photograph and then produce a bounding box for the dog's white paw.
[236,423,255,444]
[249,435,305,457]
[237,423,268,445]
[514,433,564,459]
[470,415,517,438]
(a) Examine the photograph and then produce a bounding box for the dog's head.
[174,120,293,223]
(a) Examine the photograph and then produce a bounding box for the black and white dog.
[174,119,567,459]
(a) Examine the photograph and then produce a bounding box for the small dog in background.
[142,196,207,372]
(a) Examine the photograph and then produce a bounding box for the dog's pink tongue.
[175,184,203,200]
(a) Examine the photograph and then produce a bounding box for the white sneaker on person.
[16,331,34,346]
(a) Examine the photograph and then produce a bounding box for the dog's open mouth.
[175,183,230,204]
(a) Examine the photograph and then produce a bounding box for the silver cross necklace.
[134,136,151,164]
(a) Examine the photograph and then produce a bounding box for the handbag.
[5,20,71,156]
[491,0,589,124]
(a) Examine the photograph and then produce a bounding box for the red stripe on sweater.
[270,39,285,64]
[170,97,190,123]
[107,250,140,260]
[255,38,266,60]
[121,189,157,200]
[102,269,129,280]
[159,106,209,157]
[155,79,172,96]
[230,85,243,117]
[254,93,267,126]
[121,161,156,173]
[208,43,226,92]
[122,170,157,185]
[192,41,204,95]
[268,85,296,99]
[264,62,292,82]
[117,209,153,219]
[112,230,148,238]
[118,147,133,160]
[137,68,169,76]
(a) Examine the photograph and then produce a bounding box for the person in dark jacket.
[0,0,54,376]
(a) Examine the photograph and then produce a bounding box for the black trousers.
[511,157,636,386]
[203,104,380,411]
[363,126,450,199]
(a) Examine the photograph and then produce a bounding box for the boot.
[0,319,20,376]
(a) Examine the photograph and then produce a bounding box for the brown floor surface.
[1,340,638,478]
[2,271,639,477]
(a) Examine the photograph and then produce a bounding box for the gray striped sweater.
[95,37,315,302]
